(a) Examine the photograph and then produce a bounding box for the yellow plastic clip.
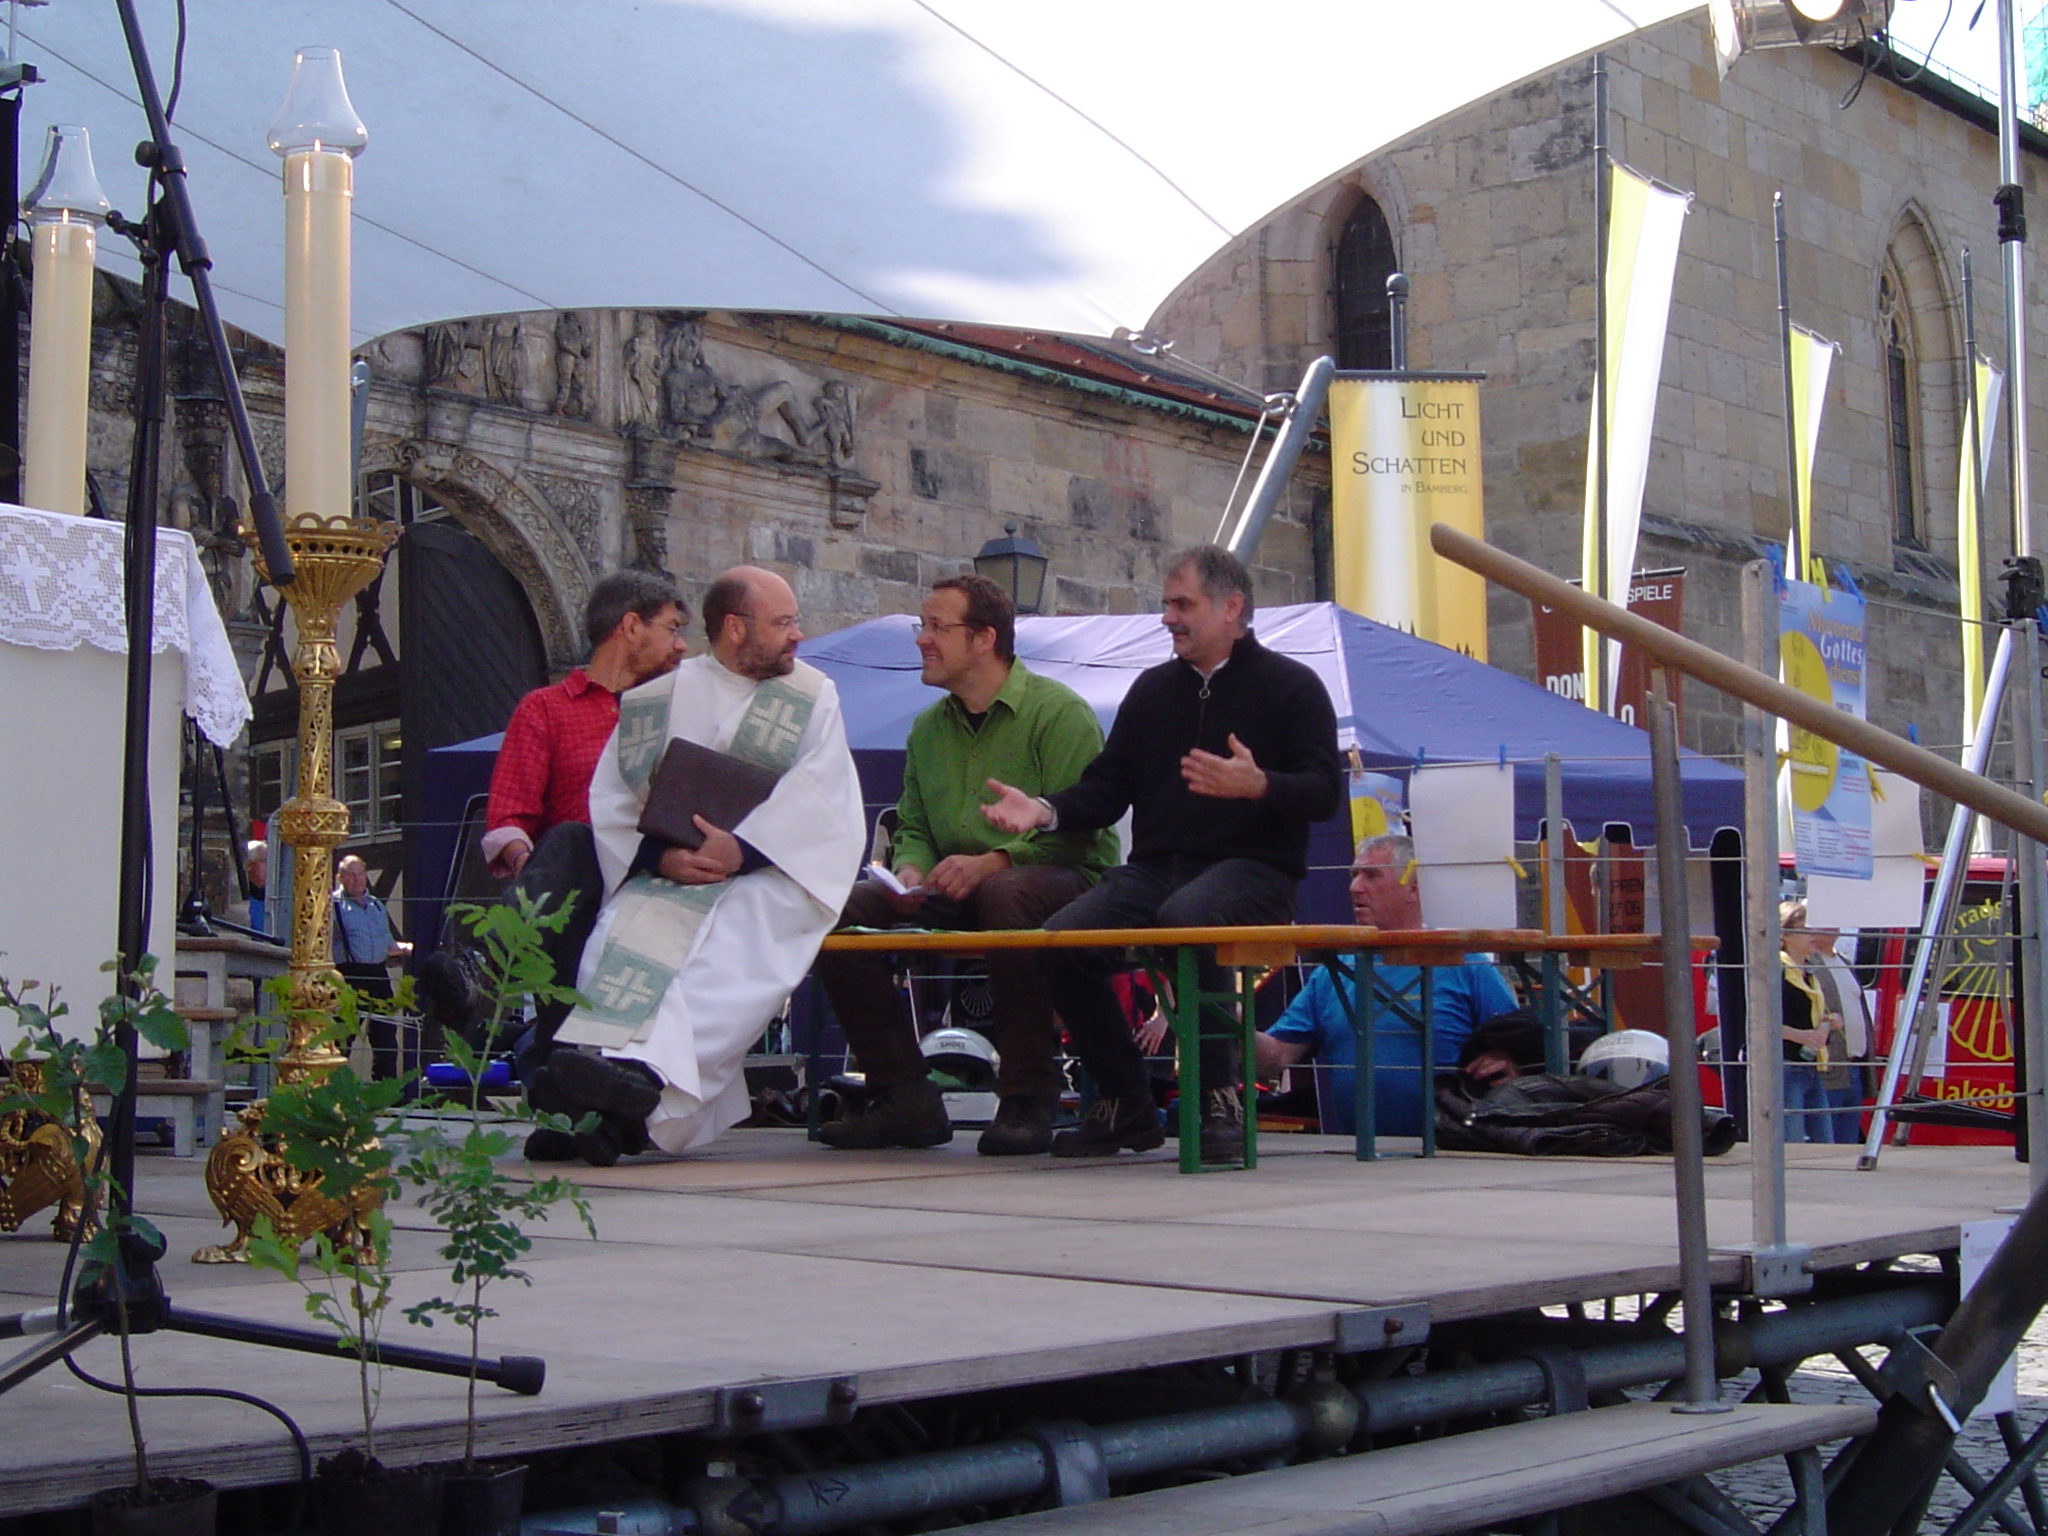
[1504,855,1529,879]
[1400,858,1418,886]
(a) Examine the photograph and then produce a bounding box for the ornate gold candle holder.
[194,513,396,1264]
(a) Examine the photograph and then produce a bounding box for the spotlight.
[1710,0,1894,69]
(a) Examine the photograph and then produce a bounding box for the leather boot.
[1050,1092,1163,1157]
[976,1095,1057,1156]
[818,1078,954,1150]
[1198,1085,1246,1162]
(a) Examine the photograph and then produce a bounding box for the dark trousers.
[1040,857,1299,1100]
[496,822,605,1080]
[815,864,1092,1099]
[337,963,408,1082]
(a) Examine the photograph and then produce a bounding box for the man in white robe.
[535,566,864,1159]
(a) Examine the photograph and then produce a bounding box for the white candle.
[22,216,95,517]
[21,124,109,518]
[269,46,367,525]
[282,148,354,522]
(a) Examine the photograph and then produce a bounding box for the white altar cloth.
[0,505,250,1041]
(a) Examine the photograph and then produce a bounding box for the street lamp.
[973,521,1049,615]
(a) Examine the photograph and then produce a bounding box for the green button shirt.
[892,660,1118,879]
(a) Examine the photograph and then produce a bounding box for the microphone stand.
[0,0,540,1407]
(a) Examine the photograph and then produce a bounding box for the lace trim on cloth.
[0,503,253,747]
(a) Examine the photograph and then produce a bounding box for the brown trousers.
[814,864,1092,1099]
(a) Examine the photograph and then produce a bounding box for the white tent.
[17,0,1695,345]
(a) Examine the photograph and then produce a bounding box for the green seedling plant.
[1,959,189,1500]
[246,978,412,1464]
[398,892,595,1471]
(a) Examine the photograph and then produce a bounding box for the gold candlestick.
[196,48,380,1263]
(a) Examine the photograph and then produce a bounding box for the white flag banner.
[1582,164,1691,710]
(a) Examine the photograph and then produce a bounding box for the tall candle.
[282,148,354,521]
[21,125,109,518]
[269,46,367,525]
[22,217,95,516]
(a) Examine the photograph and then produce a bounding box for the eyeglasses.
[912,620,978,637]
[741,611,803,634]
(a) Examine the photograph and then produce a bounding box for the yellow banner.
[1787,323,1837,583]
[1958,352,2004,747]
[1328,374,1486,658]
[1580,163,1691,708]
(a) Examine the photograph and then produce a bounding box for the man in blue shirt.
[1255,833,1516,1137]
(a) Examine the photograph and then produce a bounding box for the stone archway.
[361,438,593,670]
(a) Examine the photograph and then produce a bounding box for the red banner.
[1531,567,1685,729]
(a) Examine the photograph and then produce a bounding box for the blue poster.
[1779,579,1871,879]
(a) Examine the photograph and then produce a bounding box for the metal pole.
[1774,192,1803,579]
[1546,754,1567,935]
[1591,52,1611,715]
[1859,629,2013,1167]
[1742,562,1788,1246]
[1224,354,1335,561]
[1997,0,2032,565]
[1387,272,1409,371]
[1647,669,1724,1412]
[2012,620,2048,1185]
[1544,754,1569,1074]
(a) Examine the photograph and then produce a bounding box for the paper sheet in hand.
[636,737,779,850]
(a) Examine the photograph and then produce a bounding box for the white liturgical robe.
[579,654,864,1150]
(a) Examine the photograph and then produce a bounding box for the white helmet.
[920,1027,999,1092]
[1577,1029,1670,1088]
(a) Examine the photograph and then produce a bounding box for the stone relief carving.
[654,319,858,472]
[553,311,595,420]
[483,317,523,405]
[621,315,667,431]
[530,470,606,564]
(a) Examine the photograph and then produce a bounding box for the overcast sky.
[1885,0,2008,103]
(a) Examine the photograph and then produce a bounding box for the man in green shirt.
[817,574,1116,1155]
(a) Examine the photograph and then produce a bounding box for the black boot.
[976,1095,1056,1156]
[1050,1092,1163,1157]
[818,1079,953,1150]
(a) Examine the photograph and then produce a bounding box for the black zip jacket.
[1045,631,1343,879]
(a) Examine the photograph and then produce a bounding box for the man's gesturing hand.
[1181,734,1268,800]
[980,778,1052,835]
[658,817,744,885]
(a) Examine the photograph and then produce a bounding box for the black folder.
[636,737,780,849]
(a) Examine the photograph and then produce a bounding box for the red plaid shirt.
[485,669,621,842]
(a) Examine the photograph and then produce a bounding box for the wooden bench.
[953,1400,1872,1536]
[817,926,1703,1173]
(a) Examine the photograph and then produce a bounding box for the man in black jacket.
[982,545,1342,1159]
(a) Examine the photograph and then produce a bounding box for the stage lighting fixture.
[1710,0,1895,69]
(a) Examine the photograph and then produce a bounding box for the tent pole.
[1742,561,1787,1246]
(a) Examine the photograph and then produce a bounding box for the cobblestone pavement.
[1697,1308,2048,1532]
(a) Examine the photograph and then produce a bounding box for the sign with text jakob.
[1328,373,1486,660]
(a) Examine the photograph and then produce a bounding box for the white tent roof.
[17,1,1696,346]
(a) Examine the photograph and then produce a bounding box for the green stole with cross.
[554,663,823,1052]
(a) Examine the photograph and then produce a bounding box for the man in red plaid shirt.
[483,569,690,878]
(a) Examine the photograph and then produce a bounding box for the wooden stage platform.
[0,1131,2029,1515]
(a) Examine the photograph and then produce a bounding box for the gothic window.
[1333,197,1399,370]
[1880,267,1924,550]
